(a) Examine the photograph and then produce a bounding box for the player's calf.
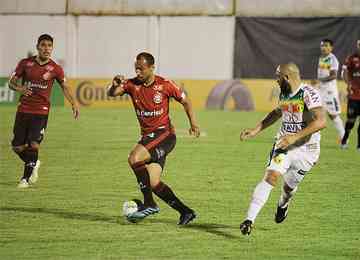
[129,160,157,208]
[153,182,195,218]
[12,145,27,162]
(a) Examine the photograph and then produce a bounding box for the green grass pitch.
[0,106,359,259]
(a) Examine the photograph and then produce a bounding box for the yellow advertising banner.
[242,79,349,112]
[65,78,219,109]
[65,78,349,112]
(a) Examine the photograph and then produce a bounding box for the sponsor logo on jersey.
[136,108,164,117]
[153,92,162,104]
[24,81,48,89]
[353,72,360,77]
[282,122,305,133]
[273,154,284,164]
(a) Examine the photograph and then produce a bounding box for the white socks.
[332,115,345,139]
[246,180,274,222]
[278,186,298,208]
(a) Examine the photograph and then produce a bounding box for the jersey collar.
[289,83,304,98]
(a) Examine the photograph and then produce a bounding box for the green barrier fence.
[0,77,64,106]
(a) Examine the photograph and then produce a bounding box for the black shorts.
[138,129,176,169]
[11,112,48,147]
[347,99,360,119]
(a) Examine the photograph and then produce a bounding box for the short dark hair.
[136,52,155,65]
[37,34,53,45]
[321,38,333,46]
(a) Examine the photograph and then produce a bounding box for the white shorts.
[266,143,320,189]
[319,88,341,115]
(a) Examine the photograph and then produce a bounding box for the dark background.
[233,17,360,79]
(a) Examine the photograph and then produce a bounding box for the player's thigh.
[128,144,151,164]
[28,114,48,145]
[11,112,30,147]
[283,147,319,189]
[266,144,291,176]
[347,99,360,120]
[148,133,176,170]
[146,163,162,187]
[324,94,341,116]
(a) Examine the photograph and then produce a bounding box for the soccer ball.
[122,200,138,217]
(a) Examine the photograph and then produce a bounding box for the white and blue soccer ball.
[122,200,139,217]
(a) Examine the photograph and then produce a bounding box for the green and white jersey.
[317,53,339,92]
[277,83,322,148]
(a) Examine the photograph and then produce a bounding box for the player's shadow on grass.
[147,218,238,239]
[183,223,238,239]
[0,206,117,224]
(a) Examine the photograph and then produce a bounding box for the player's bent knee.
[29,142,40,151]
[128,153,141,166]
[329,114,338,120]
[264,170,280,186]
[12,145,26,154]
[283,182,293,193]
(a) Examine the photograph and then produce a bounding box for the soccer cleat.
[126,206,160,222]
[178,211,197,225]
[275,203,289,223]
[29,160,41,184]
[340,143,348,149]
[17,179,30,189]
[240,219,253,235]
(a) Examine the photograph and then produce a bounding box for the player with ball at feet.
[239,63,326,235]
[107,52,200,225]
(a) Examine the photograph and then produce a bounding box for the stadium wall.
[0,15,234,80]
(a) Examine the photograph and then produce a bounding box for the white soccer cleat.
[17,179,30,189]
[29,160,40,184]
[340,143,348,149]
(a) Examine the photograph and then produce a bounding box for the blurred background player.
[107,52,200,225]
[239,63,326,235]
[341,39,360,150]
[9,34,79,188]
[317,39,345,142]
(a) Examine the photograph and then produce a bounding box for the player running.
[9,34,79,188]
[341,39,360,150]
[107,52,200,225]
[239,63,326,235]
[317,39,345,142]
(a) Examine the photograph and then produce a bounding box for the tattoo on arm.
[260,108,282,130]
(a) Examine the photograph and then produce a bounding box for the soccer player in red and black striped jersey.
[341,39,360,150]
[9,34,79,188]
[107,52,200,225]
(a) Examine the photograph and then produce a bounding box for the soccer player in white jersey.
[317,39,345,141]
[239,63,326,235]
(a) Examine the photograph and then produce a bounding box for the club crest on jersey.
[45,65,54,71]
[153,92,162,104]
[43,72,52,80]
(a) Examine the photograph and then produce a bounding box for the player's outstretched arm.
[8,75,32,96]
[107,75,126,97]
[277,107,326,149]
[180,97,200,137]
[240,108,282,141]
[60,81,80,120]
